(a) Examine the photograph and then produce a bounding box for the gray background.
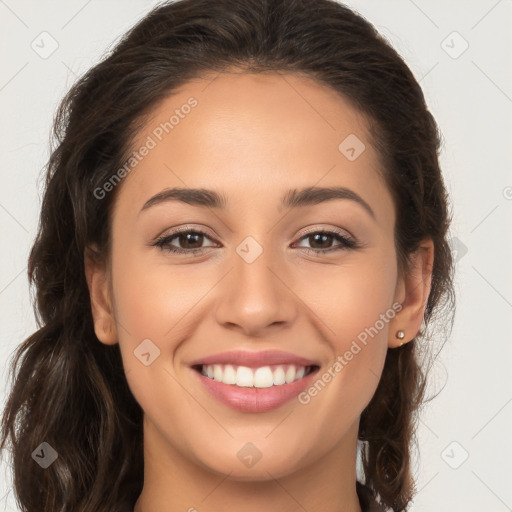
[1,1,511,510]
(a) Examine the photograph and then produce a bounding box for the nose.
[214,242,298,337]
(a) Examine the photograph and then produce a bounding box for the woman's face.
[89,71,413,481]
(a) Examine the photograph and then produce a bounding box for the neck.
[134,416,363,512]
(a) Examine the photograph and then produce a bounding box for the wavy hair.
[1,0,455,510]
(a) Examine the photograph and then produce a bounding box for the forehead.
[113,71,394,226]
[134,70,372,159]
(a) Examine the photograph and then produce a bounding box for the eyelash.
[152,228,360,256]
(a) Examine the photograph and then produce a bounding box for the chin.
[197,450,307,481]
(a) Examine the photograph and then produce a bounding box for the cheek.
[297,252,398,346]
[109,244,209,365]
[110,250,210,408]
[295,252,397,410]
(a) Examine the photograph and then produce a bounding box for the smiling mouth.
[192,363,319,388]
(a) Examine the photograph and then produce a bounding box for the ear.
[389,238,434,348]
[84,244,118,345]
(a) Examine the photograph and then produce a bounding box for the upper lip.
[190,350,319,369]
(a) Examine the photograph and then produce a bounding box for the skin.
[85,70,434,512]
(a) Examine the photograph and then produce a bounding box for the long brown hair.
[1,1,455,510]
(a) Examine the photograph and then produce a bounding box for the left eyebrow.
[139,185,376,221]
[280,186,376,220]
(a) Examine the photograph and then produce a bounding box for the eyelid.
[155,224,218,241]
[296,224,354,240]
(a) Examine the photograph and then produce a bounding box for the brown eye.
[307,232,335,249]
[177,232,204,249]
[153,229,217,255]
[294,230,358,254]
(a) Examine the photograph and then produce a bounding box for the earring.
[396,330,405,345]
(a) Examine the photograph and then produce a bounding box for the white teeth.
[223,364,236,385]
[200,364,311,387]
[272,366,286,385]
[213,364,223,382]
[236,366,254,387]
[253,367,274,388]
[285,365,296,383]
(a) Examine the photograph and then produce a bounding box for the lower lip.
[192,367,319,413]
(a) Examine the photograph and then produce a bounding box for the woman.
[0,0,455,510]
